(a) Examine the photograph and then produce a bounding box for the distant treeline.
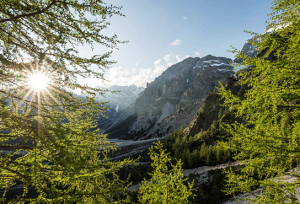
[164,121,234,168]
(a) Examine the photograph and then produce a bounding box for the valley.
[94,38,256,203]
[97,19,300,201]
[1,1,299,203]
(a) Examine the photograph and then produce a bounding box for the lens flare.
[28,72,49,91]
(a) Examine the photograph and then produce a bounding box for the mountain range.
[96,85,145,126]
[74,85,144,126]
[102,55,234,140]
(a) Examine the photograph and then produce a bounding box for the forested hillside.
[162,1,300,203]
[1,0,300,203]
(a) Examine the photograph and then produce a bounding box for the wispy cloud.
[153,59,161,66]
[175,54,190,63]
[163,53,175,67]
[194,50,202,57]
[82,52,202,89]
[163,53,171,63]
[183,16,187,20]
[101,59,168,87]
[104,53,197,87]
[170,39,182,46]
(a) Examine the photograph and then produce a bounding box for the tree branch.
[0,145,35,150]
[0,0,57,24]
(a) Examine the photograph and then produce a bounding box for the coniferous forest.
[1,0,300,203]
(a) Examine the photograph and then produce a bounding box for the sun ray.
[35,55,39,72]
[28,93,35,109]
[40,91,50,106]
[17,54,80,123]
[21,63,30,72]
[44,59,59,73]
[41,51,48,66]
[43,89,63,110]
[43,89,74,122]
[28,61,34,72]
[47,86,74,100]
[20,88,34,105]
[37,88,41,127]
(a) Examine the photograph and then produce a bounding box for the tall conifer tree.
[138,140,194,204]
[0,0,132,203]
[219,0,300,202]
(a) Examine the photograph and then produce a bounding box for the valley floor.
[109,138,161,160]
[110,139,300,203]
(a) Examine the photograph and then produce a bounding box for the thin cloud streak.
[170,39,182,46]
[83,52,204,89]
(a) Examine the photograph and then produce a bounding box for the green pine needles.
[0,0,133,203]
[138,140,194,204]
[218,0,300,203]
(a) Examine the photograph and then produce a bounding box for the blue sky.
[79,0,274,88]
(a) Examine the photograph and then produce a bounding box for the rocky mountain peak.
[103,55,234,140]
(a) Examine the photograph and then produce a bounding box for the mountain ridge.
[103,55,234,140]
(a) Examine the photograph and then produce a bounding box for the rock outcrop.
[234,37,259,64]
[184,71,250,138]
[103,55,234,140]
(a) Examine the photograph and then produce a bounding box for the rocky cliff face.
[234,37,259,65]
[103,55,234,140]
[182,35,263,138]
[184,71,250,138]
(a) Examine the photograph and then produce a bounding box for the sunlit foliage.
[138,140,194,204]
[219,0,300,202]
[0,0,133,203]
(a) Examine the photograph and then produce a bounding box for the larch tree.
[218,0,300,203]
[0,0,132,203]
[138,140,194,204]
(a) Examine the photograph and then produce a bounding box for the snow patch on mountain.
[115,105,119,113]
[104,55,234,140]
[218,69,229,72]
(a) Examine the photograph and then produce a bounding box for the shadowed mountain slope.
[103,55,234,140]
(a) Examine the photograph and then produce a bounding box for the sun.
[28,72,50,91]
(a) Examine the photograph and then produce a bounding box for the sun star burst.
[28,72,49,92]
